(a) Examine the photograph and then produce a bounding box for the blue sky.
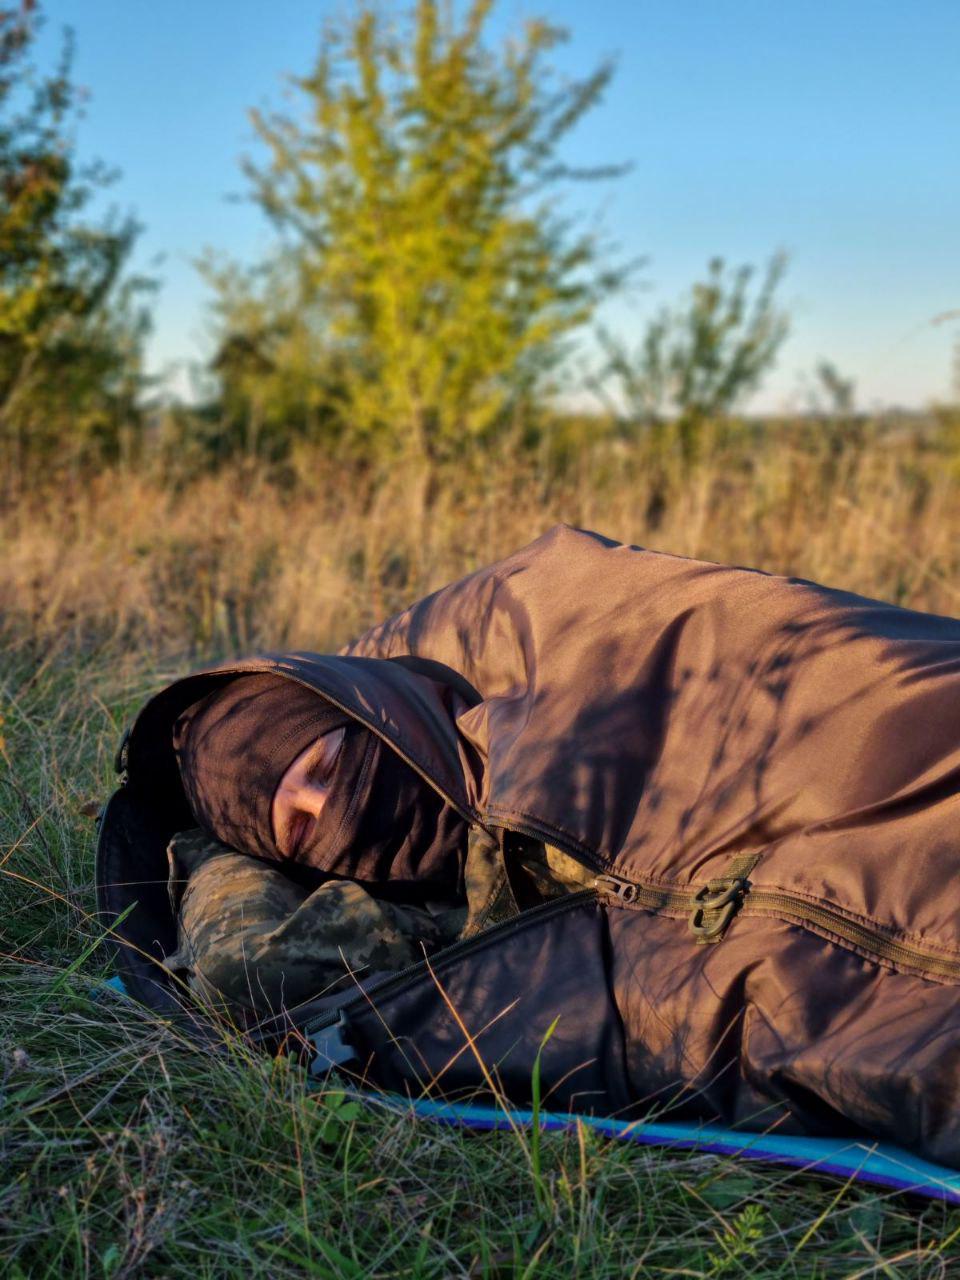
[39,0,960,410]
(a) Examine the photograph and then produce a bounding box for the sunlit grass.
[3,417,960,1275]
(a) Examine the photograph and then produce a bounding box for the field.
[3,418,960,1277]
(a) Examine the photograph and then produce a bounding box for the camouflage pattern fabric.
[460,830,596,932]
[162,826,593,1025]
[516,841,598,899]
[163,829,465,1020]
[460,827,520,936]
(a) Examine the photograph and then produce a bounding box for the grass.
[3,416,960,1276]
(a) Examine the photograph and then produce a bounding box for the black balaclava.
[173,673,467,890]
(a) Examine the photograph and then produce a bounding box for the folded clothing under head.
[163,828,466,1020]
[173,672,468,888]
[162,826,594,1022]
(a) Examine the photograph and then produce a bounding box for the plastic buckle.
[688,877,748,943]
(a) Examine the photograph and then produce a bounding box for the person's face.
[270,726,346,858]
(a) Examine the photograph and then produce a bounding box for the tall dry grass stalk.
[2,421,958,667]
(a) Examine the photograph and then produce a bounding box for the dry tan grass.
[4,420,960,1275]
[2,419,959,665]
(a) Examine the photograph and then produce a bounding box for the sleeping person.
[98,525,960,1168]
[162,673,588,1018]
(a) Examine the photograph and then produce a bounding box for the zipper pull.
[595,872,640,905]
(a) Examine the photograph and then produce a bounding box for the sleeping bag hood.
[97,525,960,1168]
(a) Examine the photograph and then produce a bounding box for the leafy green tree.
[601,254,789,462]
[214,0,625,466]
[0,1,152,486]
[197,252,346,463]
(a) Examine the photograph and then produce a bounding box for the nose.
[271,726,345,856]
[272,775,332,858]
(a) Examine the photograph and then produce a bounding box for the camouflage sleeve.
[161,826,588,1026]
[162,829,464,1021]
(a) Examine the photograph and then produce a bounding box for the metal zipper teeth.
[299,888,598,1036]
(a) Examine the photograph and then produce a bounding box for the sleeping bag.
[97,525,960,1168]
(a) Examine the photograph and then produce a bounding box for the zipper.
[595,869,960,982]
[595,869,751,944]
[736,890,960,982]
[188,671,956,978]
[504,820,960,983]
[299,888,597,1037]
[300,828,960,1044]
[490,815,758,946]
[595,871,693,914]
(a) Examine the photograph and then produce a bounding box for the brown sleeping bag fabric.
[103,526,960,1167]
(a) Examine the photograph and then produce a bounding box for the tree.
[198,252,346,463]
[0,1,152,485]
[811,360,855,417]
[601,254,789,462]
[216,0,625,466]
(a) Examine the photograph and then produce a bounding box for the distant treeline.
[0,0,940,496]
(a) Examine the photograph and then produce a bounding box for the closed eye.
[308,727,344,784]
[271,726,346,856]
